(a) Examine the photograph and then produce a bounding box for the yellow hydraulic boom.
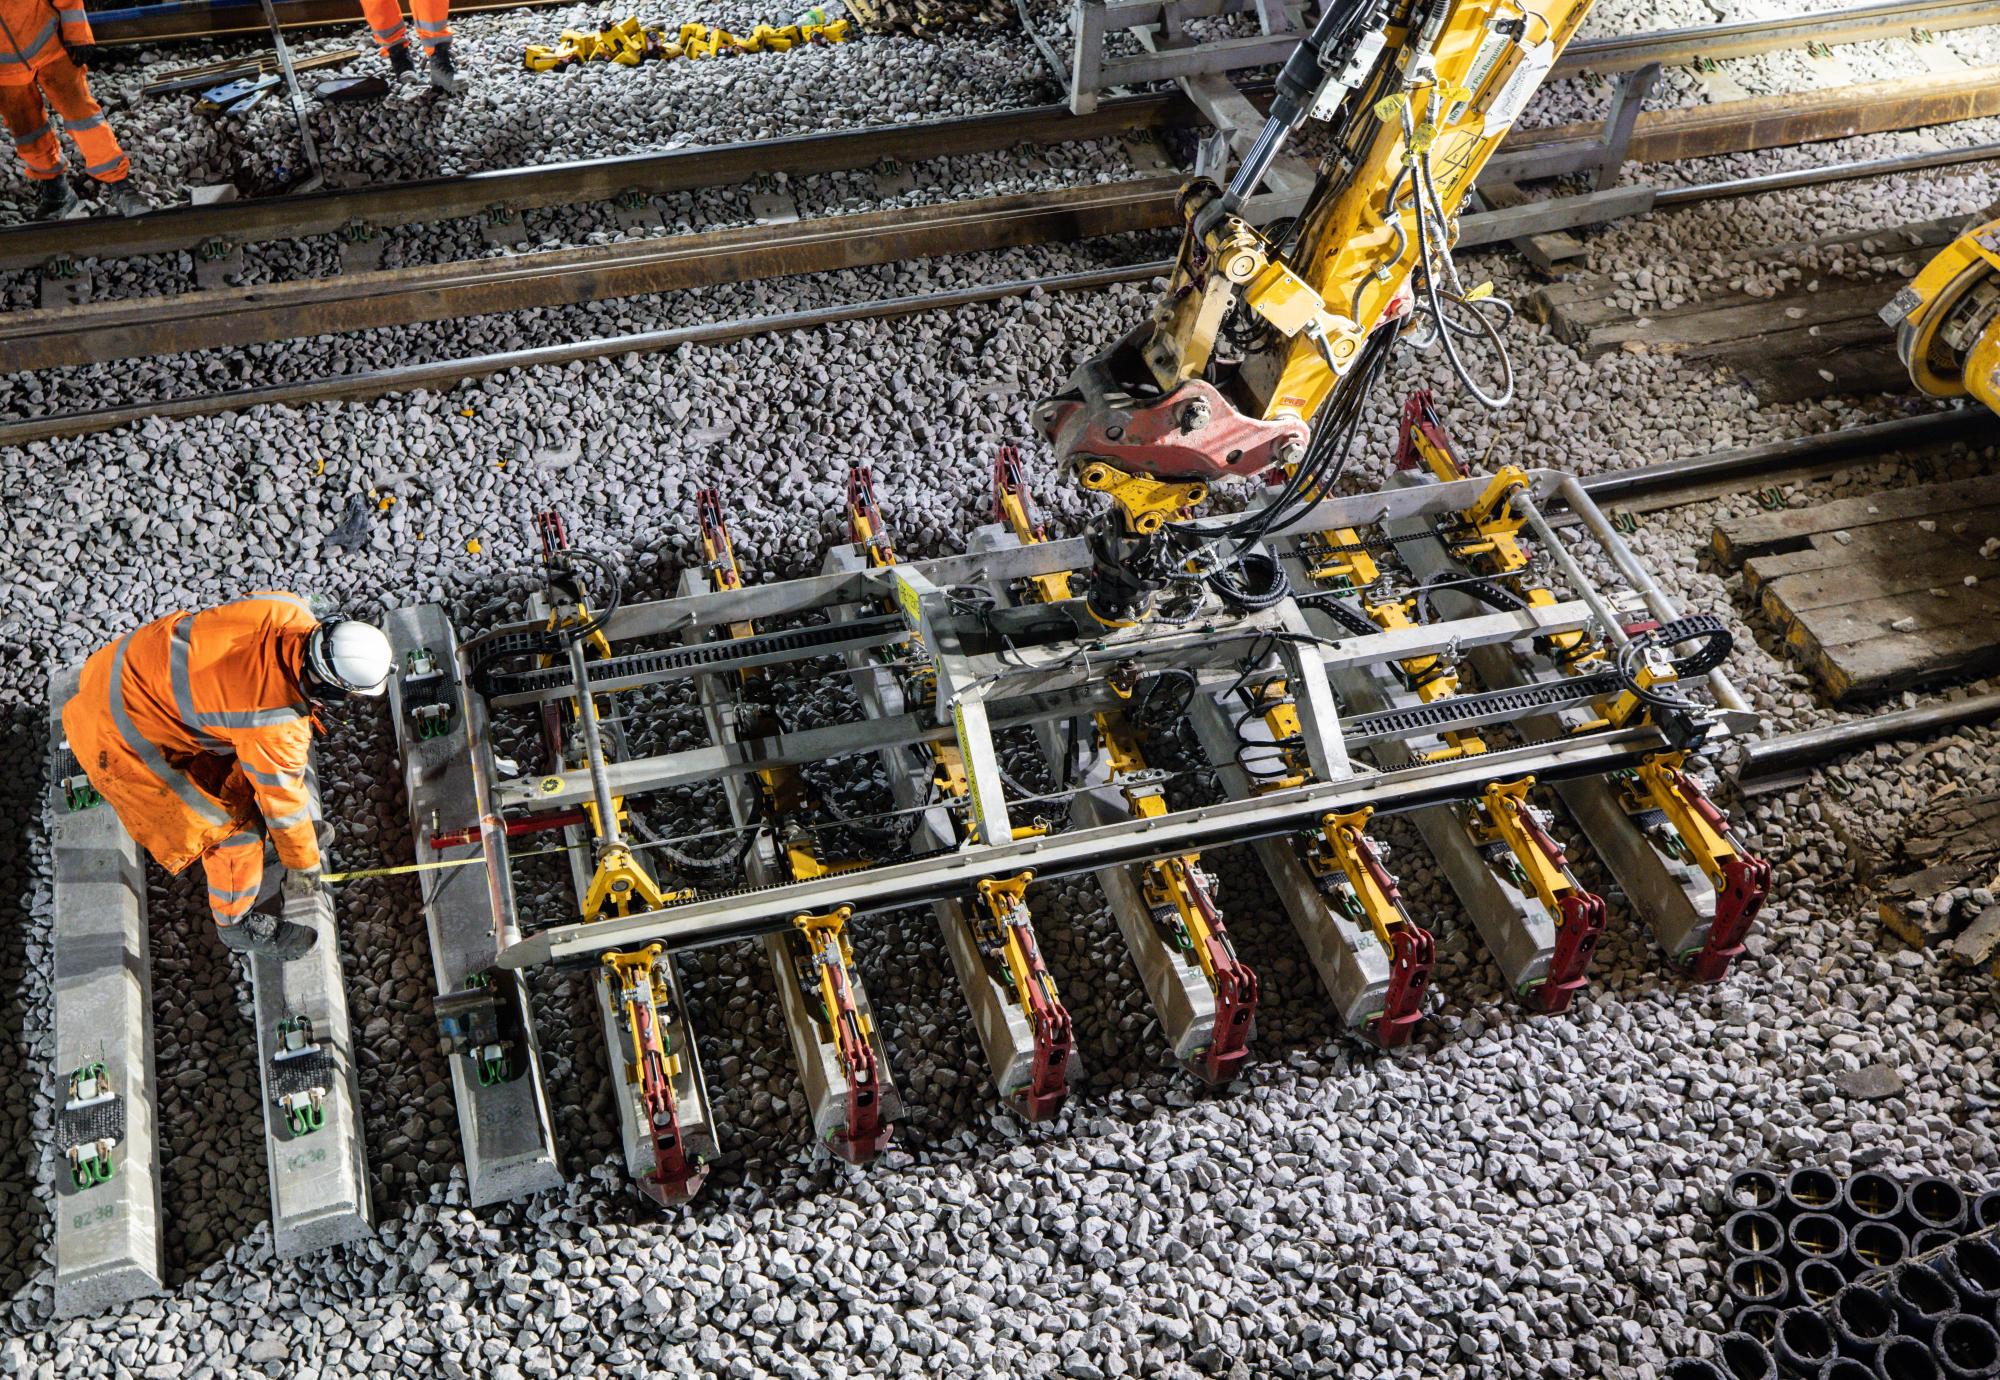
[1035,0,1596,626]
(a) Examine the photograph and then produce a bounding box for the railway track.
[3,83,1997,377]
[90,0,2000,61]
[24,0,2000,278]
[2,138,1993,448]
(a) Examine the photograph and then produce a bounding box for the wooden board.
[1526,219,1967,406]
[1713,475,2000,701]
[1876,790,2000,957]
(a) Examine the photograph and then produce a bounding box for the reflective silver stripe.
[203,705,304,728]
[371,23,404,38]
[242,763,302,789]
[208,883,260,903]
[302,758,324,822]
[0,15,59,62]
[170,617,233,754]
[414,24,447,34]
[215,831,262,850]
[12,120,50,147]
[108,637,231,827]
[83,154,126,177]
[63,113,104,133]
[264,805,313,831]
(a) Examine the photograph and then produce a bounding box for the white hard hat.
[305,620,393,698]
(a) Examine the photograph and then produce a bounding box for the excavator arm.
[1034,0,1596,625]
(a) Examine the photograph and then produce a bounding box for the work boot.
[427,41,465,94]
[387,39,416,76]
[104,181,150,218]
[33,177,79,221]
[216,910,318,962]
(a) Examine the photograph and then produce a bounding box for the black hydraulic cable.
[1615,615,1734,709]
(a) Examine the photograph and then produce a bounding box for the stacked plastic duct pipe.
[1670,1166,2000,1380]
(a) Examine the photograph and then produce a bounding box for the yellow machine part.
[1473,778,1574,916]
[1632,751,1739,880]
[601,945,684,1082]
[794,906,874,1041]
[1261,0,1596,426]
[1076,462,1206,543]
[1312,807,1408,950]
[1896,216,2000,413]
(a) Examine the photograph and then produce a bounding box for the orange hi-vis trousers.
[356,0,450,55]
[0,51,127,182]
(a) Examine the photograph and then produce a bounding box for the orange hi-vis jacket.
[62,593,324,876]
[0,0,91,86]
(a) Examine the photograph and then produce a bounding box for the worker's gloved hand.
[281,866,325,900]
[62,40,94,69]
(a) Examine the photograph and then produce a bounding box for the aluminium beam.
[385,605,564,1206]
[248,867,374,1257]
[46,665,164,1318]
[501,712,1669,969]
[481,470,1543,651]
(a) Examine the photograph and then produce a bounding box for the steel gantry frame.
[388,438,1769,1206]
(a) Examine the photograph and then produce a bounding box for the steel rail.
[38,8,2000,274]
[1552,0,2000,78]
[1578,410,2000,505]
[0,89,1205,274]
[497,728,1669,967]
[1736,692,2000,794]
[1486,64,2000,182]
[0,178,1188,372]
[5,137,1994,442]
[14,64,2000,377]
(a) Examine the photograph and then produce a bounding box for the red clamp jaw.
[1017,998,1074,1123]
[1369,925,1434,1048]
[825,963,893,1164]
[634,1000,708,1206]
[1533,891,1607,1014]
[1690,854,1772,982]
[1186,877,1257,1083]
[828,1035,892,1165]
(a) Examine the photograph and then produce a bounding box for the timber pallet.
[1714,474,2000,702]
[1876,789,2000,969]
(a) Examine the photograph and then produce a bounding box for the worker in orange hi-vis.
[0,0,147,219]
[357,0,465,93]
[61,594,394,962]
